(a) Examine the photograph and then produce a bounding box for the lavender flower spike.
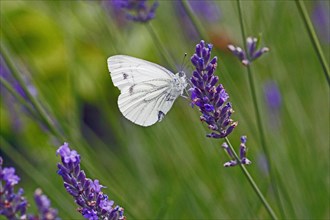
[0,157,28,219]
[27,189,59,220]
[222,136,251,167]
[222,143,237,167]
[190,40,238,139]
[56,142,125,220]
[114,0,159,23]
[1,157,59,220]
[228,36,269,66]
[239,136,251,165]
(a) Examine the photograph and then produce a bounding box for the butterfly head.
[178,70,185,78]
[174,71,188,95]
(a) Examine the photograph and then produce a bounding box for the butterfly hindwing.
[118,83,175,126]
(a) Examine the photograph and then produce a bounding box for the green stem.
[225,137,278,220]
[146,23,176,70]
[180,0,209,42]
[0,44,65,141]
[236,0,283,218]
[295,0,330,86]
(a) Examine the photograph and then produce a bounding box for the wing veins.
[131,87,169,125]
[121,86,169,115]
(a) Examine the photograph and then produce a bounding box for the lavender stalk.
[56,142,125,220]
[190,40,276,219]
[235,1,280,219]
[224,137,277,220]
[189,40,238,139]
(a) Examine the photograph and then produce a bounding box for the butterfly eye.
[179,71,185,77]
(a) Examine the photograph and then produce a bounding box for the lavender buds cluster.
[0,157,58,220]
[56,143,125,220]
[222,136,251,167]
[113,0,159,23]
[27,189,59,220]
[228,36,269,66]
[190,40,238,139]
[0,157,27,219]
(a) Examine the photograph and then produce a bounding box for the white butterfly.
[107,55,188,127]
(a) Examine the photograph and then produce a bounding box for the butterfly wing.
[108,55,173,90]
[107,55,178,126]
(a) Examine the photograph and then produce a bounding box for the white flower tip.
[221,142,229,149]
[227,45,235,51]
[243,158,252,165]
[223,162,231,167]
[236,47,243,52]
[242,60,249,66]
[247,37,253,43]
[262,47,270,53]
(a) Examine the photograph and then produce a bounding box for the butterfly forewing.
[108,55,173,89]
[107,55,179,126]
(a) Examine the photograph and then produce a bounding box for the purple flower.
[239,136,251,165]
[56,142,80,164]
[83,209,98,220]
[0,158,59,220]
[312,1,330,44]
[256,153,269,176]
[263,81,282,129]
[56,142,125,220]
[190,40,238,139]
[0,157,28,219]
[110,0,159,23]
[188,0,221,23]
[2,167,20,186]
[222,136,251,167]
[27,189,59,220]
[228,36,269,66]
[175,0,221,41]
[223,160,238,167]
[264,81,281,110]
[0,169,27,218]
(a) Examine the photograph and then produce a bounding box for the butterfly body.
[107,55,187,126]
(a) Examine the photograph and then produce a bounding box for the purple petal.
[204,104,214,112]
[224,160,238,167]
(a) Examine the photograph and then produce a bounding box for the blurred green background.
[0,0,329,219]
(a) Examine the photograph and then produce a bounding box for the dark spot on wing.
[165,93,174,102]
[123,73,128,79]
[157,111,165,122]
[165,93,175,102]
[129,85,134,95]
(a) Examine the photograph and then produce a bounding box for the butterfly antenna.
[179,53,187,72]
[178,53,193,100]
